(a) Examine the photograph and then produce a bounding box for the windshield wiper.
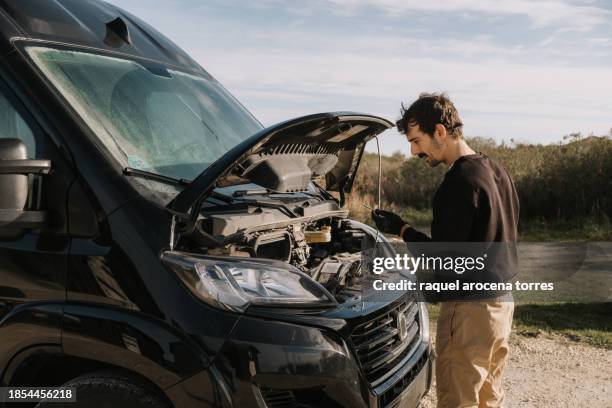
[124,167,236,205]
[123,167,191,186]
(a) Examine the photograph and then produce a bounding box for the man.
[372,93,519,408]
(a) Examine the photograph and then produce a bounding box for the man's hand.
[371,209,407,236]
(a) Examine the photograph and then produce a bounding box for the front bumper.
[167,310,432,408]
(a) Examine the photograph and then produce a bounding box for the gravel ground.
[420,331,612,408]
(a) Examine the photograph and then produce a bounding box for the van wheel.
[35,370,169,408]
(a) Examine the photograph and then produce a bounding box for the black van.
[0,1,431,407]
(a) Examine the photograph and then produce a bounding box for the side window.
[0,90,36,158]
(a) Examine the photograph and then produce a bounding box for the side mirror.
[0,139,51,229]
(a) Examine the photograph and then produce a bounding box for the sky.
[115,0,612,155]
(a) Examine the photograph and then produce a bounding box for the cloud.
[146,0,609,32]
[191,46,612,152]
[301,0,611,31]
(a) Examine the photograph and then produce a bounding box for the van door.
[0,79,73,373]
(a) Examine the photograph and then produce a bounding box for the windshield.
[26,46,263,184]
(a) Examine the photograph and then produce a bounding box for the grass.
[427,302,612,349]
[519,218,612,242]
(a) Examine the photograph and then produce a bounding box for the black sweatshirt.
[402,153,520,296]
[404,153,519,243]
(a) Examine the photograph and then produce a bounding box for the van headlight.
[162,251,337,312]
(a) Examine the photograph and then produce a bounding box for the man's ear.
[434,123,447,142]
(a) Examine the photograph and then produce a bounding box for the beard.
[418,153,442,167]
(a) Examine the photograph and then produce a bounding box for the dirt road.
[421,331,612,408]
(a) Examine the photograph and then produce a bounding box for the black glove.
[371,209,407,236]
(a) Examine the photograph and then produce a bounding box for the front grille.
[379,351,429,408]
[349,298,420,383]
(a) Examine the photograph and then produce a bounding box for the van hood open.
[169,112,393,220]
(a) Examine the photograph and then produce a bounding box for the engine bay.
[179,202,376,303]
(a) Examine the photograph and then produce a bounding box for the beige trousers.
[435,300,514,408]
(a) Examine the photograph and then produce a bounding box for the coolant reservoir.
[304,226,332,243]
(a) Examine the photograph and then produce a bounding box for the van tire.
[35,370,169,408]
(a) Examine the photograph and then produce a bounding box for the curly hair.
[396,92,463,139]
